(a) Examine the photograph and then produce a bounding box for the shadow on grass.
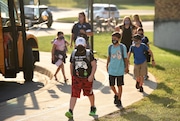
[148,94,176,108]
[157,82,173,94]
[100,108,153,121]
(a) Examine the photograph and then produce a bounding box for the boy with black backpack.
[106,32,129,107]
[65,37,97,119]
[127,34,155,92]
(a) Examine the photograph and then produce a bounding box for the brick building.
[154,0,180,51]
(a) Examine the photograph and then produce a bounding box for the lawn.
[45,0,154,10]
[56,15,154,23]
[37,32,180,120]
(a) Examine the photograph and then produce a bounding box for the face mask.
[134,41,140,45]
[77,45,85,52]
[59,36,64,40]
[139,33,144,36]
[112,40,118,45]
[124,20,130,25]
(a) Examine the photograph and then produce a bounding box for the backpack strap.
[119,43,124,59]
[108,44,113,56]
[71,49,91,62]
[71,49,77,61]
[86,49,91,62]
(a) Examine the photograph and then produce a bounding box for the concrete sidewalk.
[0,52,157,121]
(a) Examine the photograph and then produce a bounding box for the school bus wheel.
[23,44,34,82]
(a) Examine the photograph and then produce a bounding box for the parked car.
[85,3,120,21]
[24,5,53,28]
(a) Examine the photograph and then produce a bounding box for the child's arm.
[51,44,56,61]
[106,56,110,72]
[127,51,132,71]
[70,63,74,77]
[88,60,97,82]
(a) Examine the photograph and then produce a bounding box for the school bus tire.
[23,44,34,82]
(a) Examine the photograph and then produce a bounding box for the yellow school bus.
[0,0,39,82]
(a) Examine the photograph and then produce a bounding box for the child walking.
[127,34,155,92]
[65,37,97,119]
[106,32,129,107]
[51,31,68,82]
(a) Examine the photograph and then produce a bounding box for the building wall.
[154,0,180,51]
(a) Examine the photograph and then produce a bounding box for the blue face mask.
[124,20,130,25]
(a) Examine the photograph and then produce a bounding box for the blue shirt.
[129,43,149,64]
[108,44,127,76]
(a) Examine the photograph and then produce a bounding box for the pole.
[90,0,94,51]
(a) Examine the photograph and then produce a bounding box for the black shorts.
[109,75,124,86]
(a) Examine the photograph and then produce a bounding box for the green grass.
[45,0,154,10]
[37,32,180,120]
[118,4,154,10]
[56,15,154,23]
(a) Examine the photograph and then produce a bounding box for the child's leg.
[60,63,67,80]
[118,86,122,100]
[109,75,118,95]
[140,61,147,86]
[69,97,77,111]
[54,66,61,80]
[139,76,144,87]
[88,94,95,107]
[117,75,124,100]
[110,86,118,95]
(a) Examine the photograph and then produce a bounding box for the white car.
[85,3,120,20]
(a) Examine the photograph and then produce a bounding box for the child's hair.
[112,32,121,39]
[137,27,144,32]
[57,31,64,36]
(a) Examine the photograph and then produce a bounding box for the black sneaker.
[114,95,118,104]
[116,100,122,107]
[144,75,149,80]
[139,86,144,92]
[136,81,140,89]
[89,106,97,116]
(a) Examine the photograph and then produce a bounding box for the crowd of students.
[50,12,155,120]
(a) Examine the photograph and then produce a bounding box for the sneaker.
[136,82,140,89]
[114,95,118,104]
[65,109,73,119]
[139,86,144,92]
[116,100,122,107]
[89,106,97,116]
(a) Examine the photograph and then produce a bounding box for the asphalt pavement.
[0,52,157,121]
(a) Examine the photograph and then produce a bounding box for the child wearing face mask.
[115,16,137,52]
[51,31,69,82]
[65,37,97,119]
[106,32,129,108]
[127,34,155,92]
